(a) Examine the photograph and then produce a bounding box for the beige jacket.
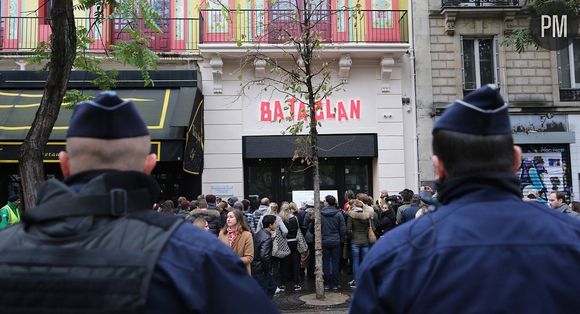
[218,230,254,274]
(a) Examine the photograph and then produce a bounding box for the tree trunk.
[18,0,76,209]
[307,75,324,299]
[312,130,323,299]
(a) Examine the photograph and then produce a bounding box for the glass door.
[112,0,170,51]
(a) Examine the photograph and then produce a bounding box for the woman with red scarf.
[219,209,254,274]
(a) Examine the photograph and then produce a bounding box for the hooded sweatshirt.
[320,206,346,247]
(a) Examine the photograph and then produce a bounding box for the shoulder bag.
[368,217,377,244]
[272,228,291,258]
[296,228,308,254]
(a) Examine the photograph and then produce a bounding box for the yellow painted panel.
[188,0,200,50]
[21,0,35,12]
[352,0,365,41]
[398,0,407,10]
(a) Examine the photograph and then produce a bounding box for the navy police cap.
[433,84,511,135]
[66,91,149,139]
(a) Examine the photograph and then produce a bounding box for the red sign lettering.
[259,98,362,122]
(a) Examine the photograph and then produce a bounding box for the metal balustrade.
[0,16,200,53]
[441,0,520,7]
[200,9,409,44]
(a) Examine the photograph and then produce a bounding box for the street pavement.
[273,272,353,313]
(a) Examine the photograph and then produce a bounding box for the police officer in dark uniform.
[351,85,580,313]
[0,92,278,313]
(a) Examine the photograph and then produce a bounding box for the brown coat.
[218,230,254,274]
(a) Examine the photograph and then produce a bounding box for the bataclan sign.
[260,98,361,122]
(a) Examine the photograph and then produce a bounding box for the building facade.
[0,0,204,203]
[414,0,579,202]
[0,0,419,206]
[199,0,416,205]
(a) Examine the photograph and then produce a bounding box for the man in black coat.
[320,195,346,290]
[252,215,277,298]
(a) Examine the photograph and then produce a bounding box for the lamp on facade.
[402,95,411,113]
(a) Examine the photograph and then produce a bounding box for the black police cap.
[433,84,511,135]
[66,91,149,139]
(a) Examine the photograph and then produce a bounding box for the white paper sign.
[292,190,338,208]
[210,185,234,197]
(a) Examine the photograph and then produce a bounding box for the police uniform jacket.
[0,170,278,314]
[351,173,580,314]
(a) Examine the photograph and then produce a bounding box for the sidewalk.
[273,272,353,313]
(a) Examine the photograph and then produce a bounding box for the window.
[244,157,373,206]
[557,39,580,89]
[461,37,499,91]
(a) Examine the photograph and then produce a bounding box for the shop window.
[246,160,277,208]
[244,157,372,206]
[344,161,370,193]
[319,163,337,189]
[461,37,499,93]
[281,164,306,204]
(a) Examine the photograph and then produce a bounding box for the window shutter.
[460,36,465,90]
[557,40,571,88]
[494,37,500,87]
[557,47,563,88]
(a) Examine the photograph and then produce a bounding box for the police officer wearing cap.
[351,85,580,313]
[0,92,278,313]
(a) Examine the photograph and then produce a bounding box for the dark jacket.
[401,204,420,224]
[0,170,278,314]
[554,203,580,220]
[352,174,580,314]
[284,215,300,240]
[377,208,396,237]
[251,229,273,274]
[189,208,221,235]
[303,210,315,244]
[320,206,346,247]
[347,208,373,245]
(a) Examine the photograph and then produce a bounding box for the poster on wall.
[517,145,571,203]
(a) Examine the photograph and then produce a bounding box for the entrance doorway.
[244,157,372,208]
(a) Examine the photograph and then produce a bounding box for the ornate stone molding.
[254,59,267,84]
[444,12,457,36]
[15,60,27,71]
[338,54,352,84]
[209,55,223,94]
[504,12,516,35]
[380,55,394,93]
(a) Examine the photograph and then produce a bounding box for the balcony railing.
[560,89,580,102]
[0,16,200,53]
[200,9,409,44]
[442,0,520,7]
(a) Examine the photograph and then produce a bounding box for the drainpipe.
[409,0,420,190]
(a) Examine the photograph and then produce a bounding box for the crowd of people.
[149,186,439,295]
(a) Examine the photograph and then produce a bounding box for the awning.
[0,86,204,168]
[243,134,378,159]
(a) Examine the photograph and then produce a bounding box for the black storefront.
[243,134,377,208]
[0,70,204,203]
